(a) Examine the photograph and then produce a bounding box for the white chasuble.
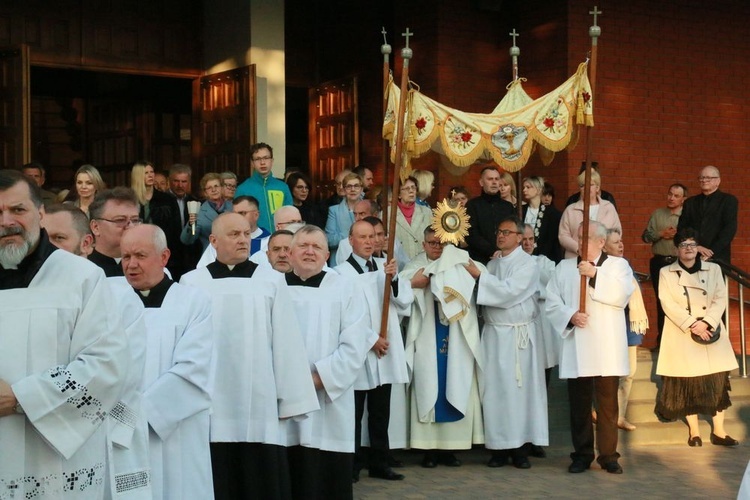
[0,251,129,499]
[476,246,548,450]
[545,256,633,379]
[104,277,151,499]
[284,273,375,453]
[180,267,319,444]
[140,283,214,500]
[400,252,485,450]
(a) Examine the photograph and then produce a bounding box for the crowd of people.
[0,146,741,498]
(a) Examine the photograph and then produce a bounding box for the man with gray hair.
[121,224,214,499]
[677,165,738,263]
[546,221,634,475]
[0,169,130,497]
[88,187,142,277]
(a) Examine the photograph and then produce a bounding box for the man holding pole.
[545,221,633,475]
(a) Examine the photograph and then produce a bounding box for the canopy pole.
[381,28,392,224]
[579,6,602,313]
[380,28,413,340]
[509,29,524,218]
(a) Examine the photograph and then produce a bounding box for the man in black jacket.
[677,165,738,264]
[465,167,515,264]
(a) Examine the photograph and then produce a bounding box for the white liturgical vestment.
[0,250,129,499]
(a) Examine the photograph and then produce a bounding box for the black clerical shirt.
[206,259,258,279]
[285,270,327,287]
[135,274,174,308]
[89,249,124,277]
[0,229,57,290]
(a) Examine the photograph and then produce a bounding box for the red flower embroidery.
[543,117,554,128]
[415,117,427,130]
[461,131,472,143]
[582,92,591,103]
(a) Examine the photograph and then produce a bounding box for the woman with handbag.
[655,228,739,447]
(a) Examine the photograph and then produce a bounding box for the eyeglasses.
[678,242,698,249]
[344,184,361,190]
[698,176,719,181]
[496,229,521,236]
[295,185,310,191]
[278,220,304,227]
[222,183,237,189]
[98,217,142,228]
[252,156,273,162]
[425,240,445,248]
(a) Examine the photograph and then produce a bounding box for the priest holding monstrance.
[0,169,130,498]
[399,199,485,468]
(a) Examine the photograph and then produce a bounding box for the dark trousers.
[650,255,675,346]
[211,442,291,500]
[287,446,353,500]
[354,384,392,472]
[567,376,620,465]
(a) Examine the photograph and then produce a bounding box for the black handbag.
[680,273,721,345]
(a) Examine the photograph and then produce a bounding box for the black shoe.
[602,461,623,474]
[487,453,509,468]
[710,433,739,446]
[688,436,703,447]
[439,452,462,467]
[387,455,404,468]
[421,453,438,468]
[568,460,590,473]
[512,456,531,469]
[369,467,405,480]
[529,445,546,458]
[352,470,360,483]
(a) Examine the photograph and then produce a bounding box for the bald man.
[122,224,214,500]
[181,213,318,499]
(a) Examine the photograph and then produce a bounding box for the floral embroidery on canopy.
[383,61,594,173]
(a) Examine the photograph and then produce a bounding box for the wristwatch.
[13,402,24,415]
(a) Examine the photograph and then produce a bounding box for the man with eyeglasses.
[0,169,130,498]
[464,216,548,471]
[677,165,738,264]
[400,227,484,470]
[89,187,142,277]
[235,142,293,233]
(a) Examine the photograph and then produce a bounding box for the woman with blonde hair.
[131,160,181,248]
[411,169,435,207]
[68,164,106,216]
[521,175,562,262]
[558,169,621,259]
[499,172,518,208]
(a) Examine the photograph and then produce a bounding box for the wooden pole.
[509,29,524,219]
[579,6,601,313]
[379,28,413,340]
[381,28,392,224]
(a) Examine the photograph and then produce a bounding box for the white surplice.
[140,283,214,500]
[530,255,560,369]
[476,246,548,450]
[0,251,129,499]
[180,266,319,444]
[400,251,485,450]
[284,272,376,453]
[105,277,151,500]
[545,256,633,379]
[195,228,269,269]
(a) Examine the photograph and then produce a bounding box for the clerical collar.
[678,259,702,275]
[206,259,258,279]
[0,229,57,290]
[286,270,327,287]
[134,274,174,308]
[89,249,124,277]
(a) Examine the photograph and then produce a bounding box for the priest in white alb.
[335,219,411,482]
[0,170,130,499]
[400,226,484,469]
[181,213,319,499]
[283,225,375,500]
[121,224,214,499]
[466,216,548,470]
